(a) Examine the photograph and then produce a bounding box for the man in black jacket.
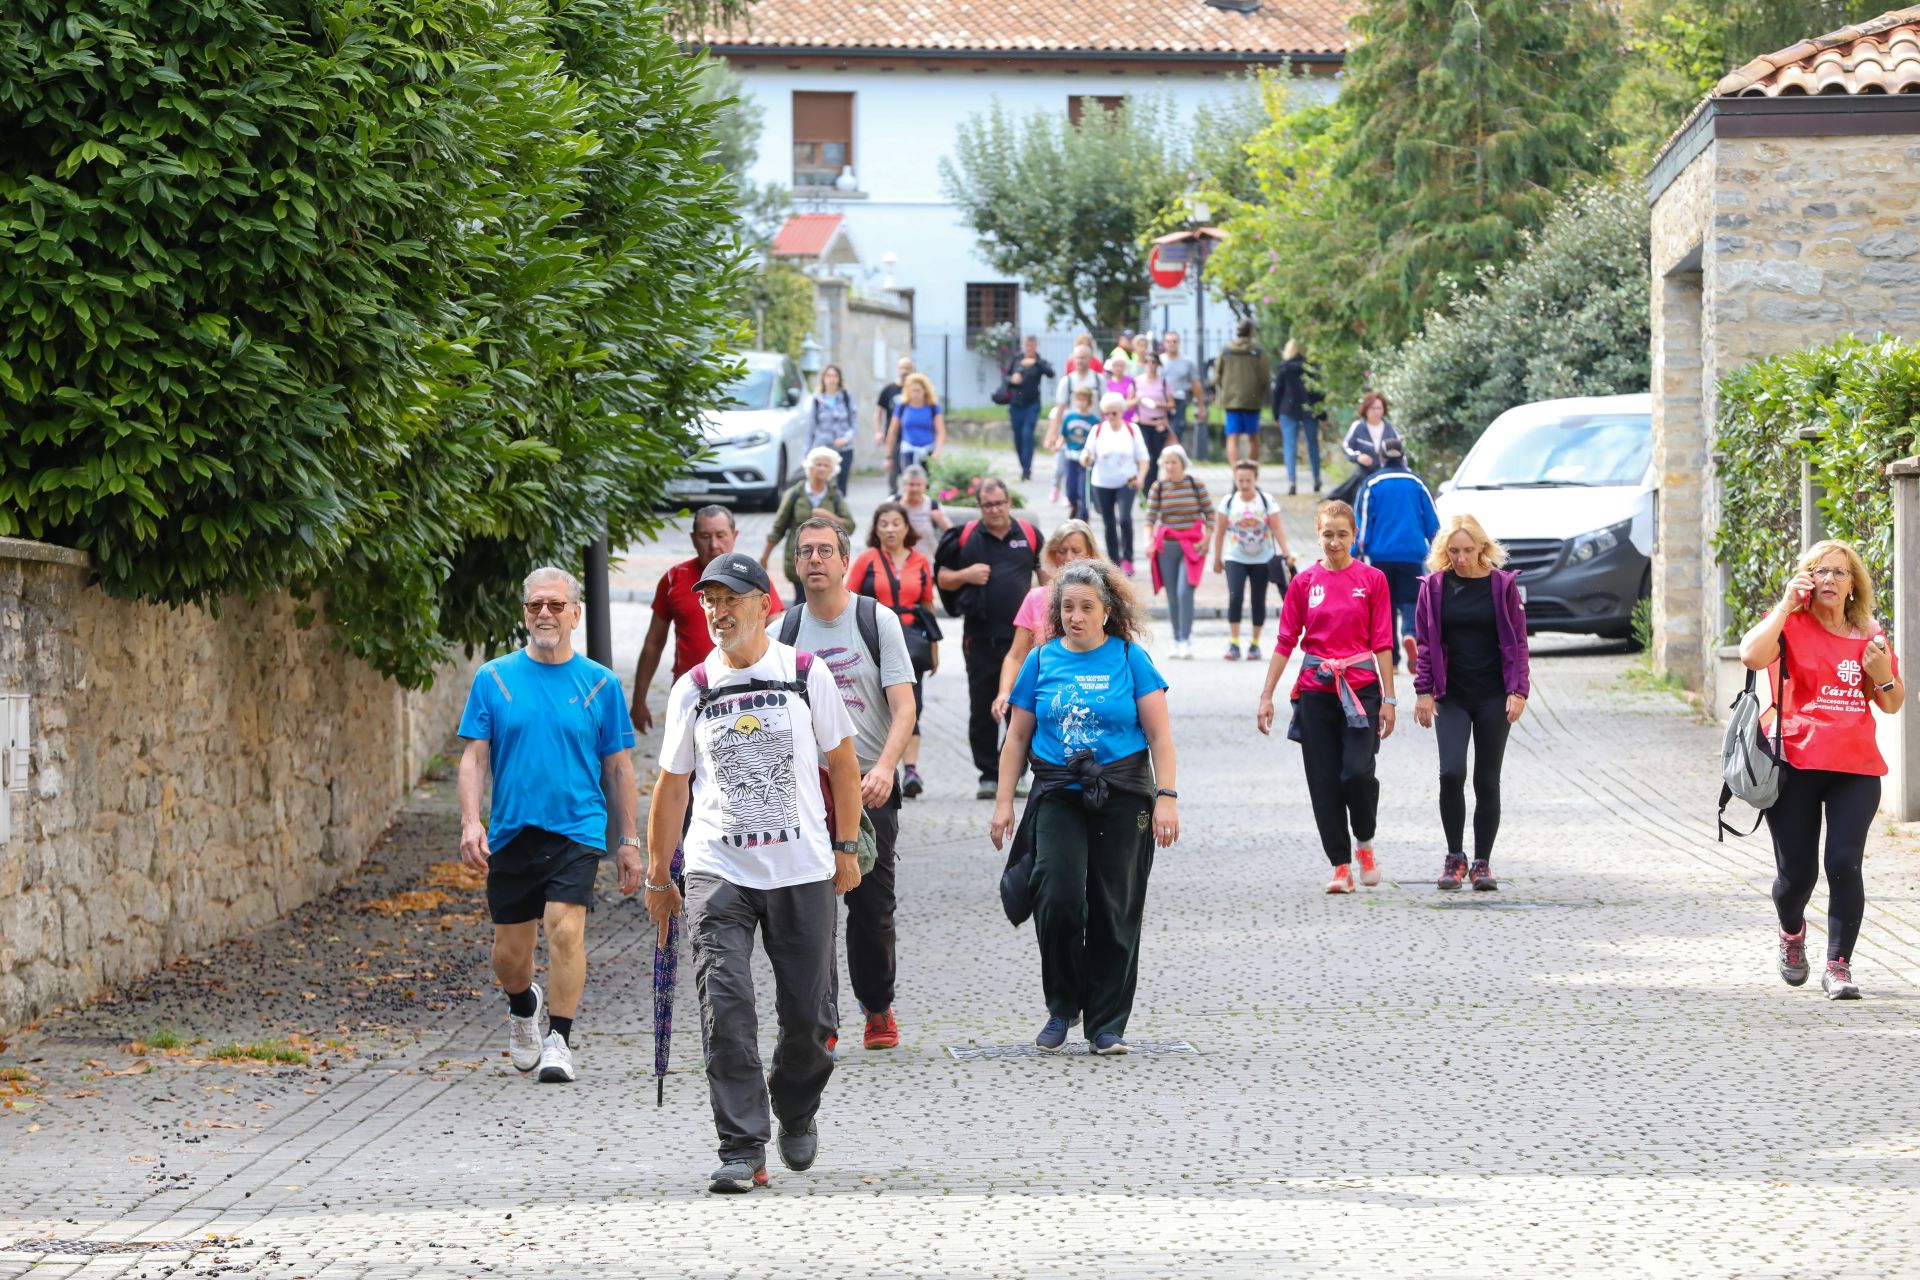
[1002,334,1054,484]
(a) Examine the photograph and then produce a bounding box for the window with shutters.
[792,92,854,188]
[1067,95,1125,126]
[965,283,1018,336]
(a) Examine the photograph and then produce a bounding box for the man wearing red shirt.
[630,505,784,733]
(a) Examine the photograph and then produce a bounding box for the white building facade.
[709,0,1351,405]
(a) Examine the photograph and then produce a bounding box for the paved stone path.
[4,461,1919,1278]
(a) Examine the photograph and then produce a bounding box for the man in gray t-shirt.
[1159,332,1208,461]
[784,518,917,1051]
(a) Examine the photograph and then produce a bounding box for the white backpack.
[1717,637,1787,842]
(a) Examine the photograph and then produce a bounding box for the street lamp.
[800,333,825,378]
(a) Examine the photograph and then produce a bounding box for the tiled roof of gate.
[701,0,1358,57]
[1717,5,1920,97]
[770,213,845,257]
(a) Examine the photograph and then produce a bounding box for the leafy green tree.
[942,97,1187,331]
[695,55,790,247]
[743,261,814,360]
[1333,0,1624,343]
[0,0,742,687]
[1612,0,1890,171]
[1375,183,1651,467]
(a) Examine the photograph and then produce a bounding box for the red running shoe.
[1327,865,1355,894]
[864,1008,900,1050]
[1355,846,1382,887]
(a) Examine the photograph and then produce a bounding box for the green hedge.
[0,0,742,687]
[1714,335,1920,636]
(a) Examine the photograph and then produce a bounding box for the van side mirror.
[1437,478,1454,495]
[783,387,802,408]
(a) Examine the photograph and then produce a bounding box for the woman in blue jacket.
[1411,514,1531,892]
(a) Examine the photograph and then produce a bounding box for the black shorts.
[487,828,603,925]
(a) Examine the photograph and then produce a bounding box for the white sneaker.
[537,1031,576,1082]
[507,983,545,1072]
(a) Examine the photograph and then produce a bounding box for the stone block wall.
[1649,128,1920,694]
[0,538,473,1031]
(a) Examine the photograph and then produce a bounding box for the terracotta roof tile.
[1718,5,1920,97]
[703,0,1358,57]
[770,212,845,257]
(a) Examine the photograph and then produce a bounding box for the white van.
[1434,393,1653,641]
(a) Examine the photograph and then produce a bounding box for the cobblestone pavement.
[5,462,1920,1279]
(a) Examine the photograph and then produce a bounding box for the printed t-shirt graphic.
[1221,492,1273,563]
[1771,611,1900,776]
[789,601,913,771]
[661,645,855,890]
[457,651,636,851]
[1010,636,1168,772]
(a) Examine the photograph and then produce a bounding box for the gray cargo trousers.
[685,872,839,1166]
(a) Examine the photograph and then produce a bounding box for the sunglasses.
[523,600,573,615]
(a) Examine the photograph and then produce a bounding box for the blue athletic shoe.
[1035,1016,1071,1053]
[1092,1032,1130,1056]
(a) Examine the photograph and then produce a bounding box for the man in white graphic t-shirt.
[646,552,861,1195]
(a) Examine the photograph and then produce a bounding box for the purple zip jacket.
[1412,567,1530,700]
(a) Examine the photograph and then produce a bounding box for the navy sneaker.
[1092,1033,1130,1056]
[1035,1016,1071,1053]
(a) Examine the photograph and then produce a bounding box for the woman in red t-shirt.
[1256,500,1399,893]
[1739,538,1906,1000]
[848,501,941,799]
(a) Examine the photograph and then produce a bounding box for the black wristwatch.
[1156,788,1178,800]
[832,839,858,855]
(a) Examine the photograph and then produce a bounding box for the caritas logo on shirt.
[1308,583,1325,609]
[1815,657,1869,712]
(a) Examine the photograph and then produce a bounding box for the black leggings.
[1294,686,1380,866]
[1224,561,1271,629]
[1435,693,1511,861]
[1092,484,1135,563]
[1764,762,1879,962]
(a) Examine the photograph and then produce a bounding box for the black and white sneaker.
[508,983,545,1072]
[536,1031,576,1082]
[777,1119,818,1172]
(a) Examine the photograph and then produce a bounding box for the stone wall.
[813,277,914,412]
[1649,128,1920,694]
[0,539,473,1031]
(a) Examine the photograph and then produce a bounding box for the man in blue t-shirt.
[458,566,638,1084]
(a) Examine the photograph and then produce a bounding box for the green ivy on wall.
[1713,335,1920,638]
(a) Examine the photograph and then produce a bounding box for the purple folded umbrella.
[652,843,685,1106]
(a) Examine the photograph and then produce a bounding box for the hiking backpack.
[934,517,1040,618]
[1717,636,1787,842]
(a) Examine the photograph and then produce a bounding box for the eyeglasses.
[1810,568,1852,581]
[794,544,840,561]
[978,498,1011,511]
[523,600,573,615]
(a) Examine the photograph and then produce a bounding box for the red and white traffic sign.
[1148,245,1187,290]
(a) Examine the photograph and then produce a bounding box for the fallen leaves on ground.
[425,861,486,891]
[360,889,451,918]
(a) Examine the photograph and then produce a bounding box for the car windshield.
[719,365,779,411]
[1452,411,1652,489]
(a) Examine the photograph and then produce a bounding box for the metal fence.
[914,328,1237,411]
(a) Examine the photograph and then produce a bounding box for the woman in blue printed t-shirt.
[886,372,945,472]
[989,559,1181,1057]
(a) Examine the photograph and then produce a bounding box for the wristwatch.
[832,839,858,855]
[644,878,674,893]
[1878,678,1897,693]
[618,835,642,850]
[1156,788,1179,800]
[1380,696,1399,707]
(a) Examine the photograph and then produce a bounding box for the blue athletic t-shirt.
[458,650,636,851]
[897,401,939,448]
[1009,636,1168,770]
[1061,411,1097,461]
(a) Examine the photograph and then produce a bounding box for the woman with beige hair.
[992,519,1100,722]
[886,372,945,471]
[1739,538,1904,1000]
[1412,514,1531,892]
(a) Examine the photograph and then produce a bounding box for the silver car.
[666,351,811,511]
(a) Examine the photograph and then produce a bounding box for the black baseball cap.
[693,552,771,596]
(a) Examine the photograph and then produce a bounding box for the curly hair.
[1046,559,1149,644]
[1356,390,1390,420]
[865,500,920,550]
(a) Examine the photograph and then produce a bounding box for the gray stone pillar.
[1889,456,1919,821]
[1798,426,1825,550]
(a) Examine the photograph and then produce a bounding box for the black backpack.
[778,594,881,671]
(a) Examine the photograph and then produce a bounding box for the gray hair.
[523,565,581,603]
[795,515,851,560]
[804,446,843,477]
[1158,443,1192,475]
[977,476,1010,502]
[900,464,928,485]
[692,503,736,530]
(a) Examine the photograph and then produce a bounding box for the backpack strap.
[777,605,804,647]
[958,518,980,552]
[689,651,812,715]
[856,595,880,670]
[860,557,880,601]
